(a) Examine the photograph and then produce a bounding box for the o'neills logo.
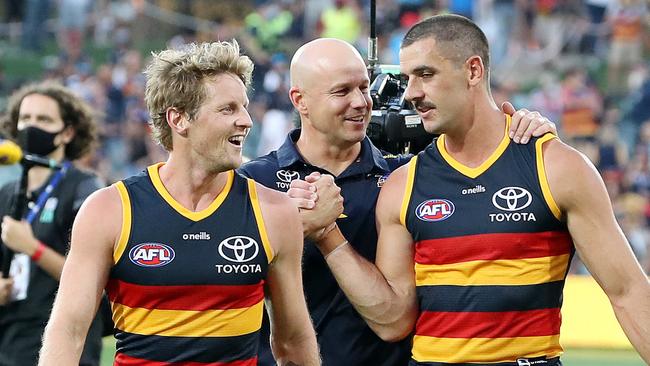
[183,231,211,240]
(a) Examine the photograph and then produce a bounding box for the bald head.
[290,38,367,90]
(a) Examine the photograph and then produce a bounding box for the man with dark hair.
[0,82,105,366]
[240,36,558,366]
[308,15,650,365]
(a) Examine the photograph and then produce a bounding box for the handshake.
[287,172,345,242]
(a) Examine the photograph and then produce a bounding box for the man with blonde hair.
[39,41,321,366]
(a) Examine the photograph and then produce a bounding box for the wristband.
[31,242,46,262]
[324,240,349,260]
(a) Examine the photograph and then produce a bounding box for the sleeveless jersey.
[402,120,574,365]
[106,163,273,365]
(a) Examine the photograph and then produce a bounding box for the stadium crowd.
[0,0,649,277]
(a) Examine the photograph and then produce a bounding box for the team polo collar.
[276,129,390,175]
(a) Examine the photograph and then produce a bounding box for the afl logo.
[129,243,175,267]
[416,199,455,222]
[218,236,259,263]
[276,170,299,183]
[492,187,532,211]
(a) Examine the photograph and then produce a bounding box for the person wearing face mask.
[0,82,105,366]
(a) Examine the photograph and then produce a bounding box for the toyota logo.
[218,236,259,263]
[276,170,300,183]
[492,187,532,211]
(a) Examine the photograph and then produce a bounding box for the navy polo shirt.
[238,129,412,366]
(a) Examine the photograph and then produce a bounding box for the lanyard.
[24,161,71,224]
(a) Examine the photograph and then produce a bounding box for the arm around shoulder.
[255,183,320,365]
[542,139,650,363]
[39,186,121,365]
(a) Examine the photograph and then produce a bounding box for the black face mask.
[17,126,63,156]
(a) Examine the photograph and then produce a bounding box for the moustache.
[413,101,436,110]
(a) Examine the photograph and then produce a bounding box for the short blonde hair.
[144,40,254,150]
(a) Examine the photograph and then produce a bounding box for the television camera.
[365,0,434,155]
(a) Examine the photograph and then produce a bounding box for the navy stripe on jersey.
[115,331,258,363]
[417,281,565,312]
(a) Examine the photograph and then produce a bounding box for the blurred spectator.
[245,3,294,53]
[318,0,362,43]
[606,0,648,96]
[560,68,603,138]
[21,0,50,52]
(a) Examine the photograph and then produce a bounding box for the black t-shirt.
[0,165,102,323]
[0,165,105,366]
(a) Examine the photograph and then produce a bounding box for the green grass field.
[100,337,645,365]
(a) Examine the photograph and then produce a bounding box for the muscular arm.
[39,186,119,365]
[315,165,418,341]
[257,183,320,365]
[544,139,650,363]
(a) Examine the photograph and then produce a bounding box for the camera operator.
[0,82,105,366]
[239,37,557,366]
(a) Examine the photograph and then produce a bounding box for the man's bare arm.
[39,187,119,365]
[544,139,650,363]
[315,165,418,341]
[258,183,320,365]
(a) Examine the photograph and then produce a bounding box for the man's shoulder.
[238,152,281,181]
[380,152,413,172]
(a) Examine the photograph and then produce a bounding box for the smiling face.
[291,39,372,147]
[400,37,471,135]
[186,73,252,172]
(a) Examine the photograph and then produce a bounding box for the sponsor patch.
[415,199,455,222]
[218,236,259,263]
[129,243,175,267]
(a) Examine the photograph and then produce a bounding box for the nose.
[404,78,424,104]
[236,109,253,129]
[350,88,370,110]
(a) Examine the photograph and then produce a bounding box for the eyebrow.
[411,65,436,75]
[18,113,55,121]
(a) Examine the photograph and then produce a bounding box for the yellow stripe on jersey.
[112,300,264,337]
[415,254,570,286]
[412,334,563,363]
[536,134,562,220]
[114,181,131,264]
[148,163,234,222]
[400,155,418,227]
[247,179,274,263]
[437,115,511,179]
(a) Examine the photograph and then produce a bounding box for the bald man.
[238,38,557,366]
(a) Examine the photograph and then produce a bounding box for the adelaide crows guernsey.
[402,118,573,365]
[106,163,273,366]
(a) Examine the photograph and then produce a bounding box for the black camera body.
[366,66,433,155]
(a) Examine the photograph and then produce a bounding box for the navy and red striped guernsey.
[106,163,273,366]
[401,116,574,365]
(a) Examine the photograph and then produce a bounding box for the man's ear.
[166,107,189,136]
[466,55,485,87]
[289,87,308,115]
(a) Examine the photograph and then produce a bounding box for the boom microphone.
[0,139,61,169]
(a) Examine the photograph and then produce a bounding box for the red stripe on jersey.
[415,308,562,338]
[415,231,572,265]
[106,279,264,311]
[114,353,257,366]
